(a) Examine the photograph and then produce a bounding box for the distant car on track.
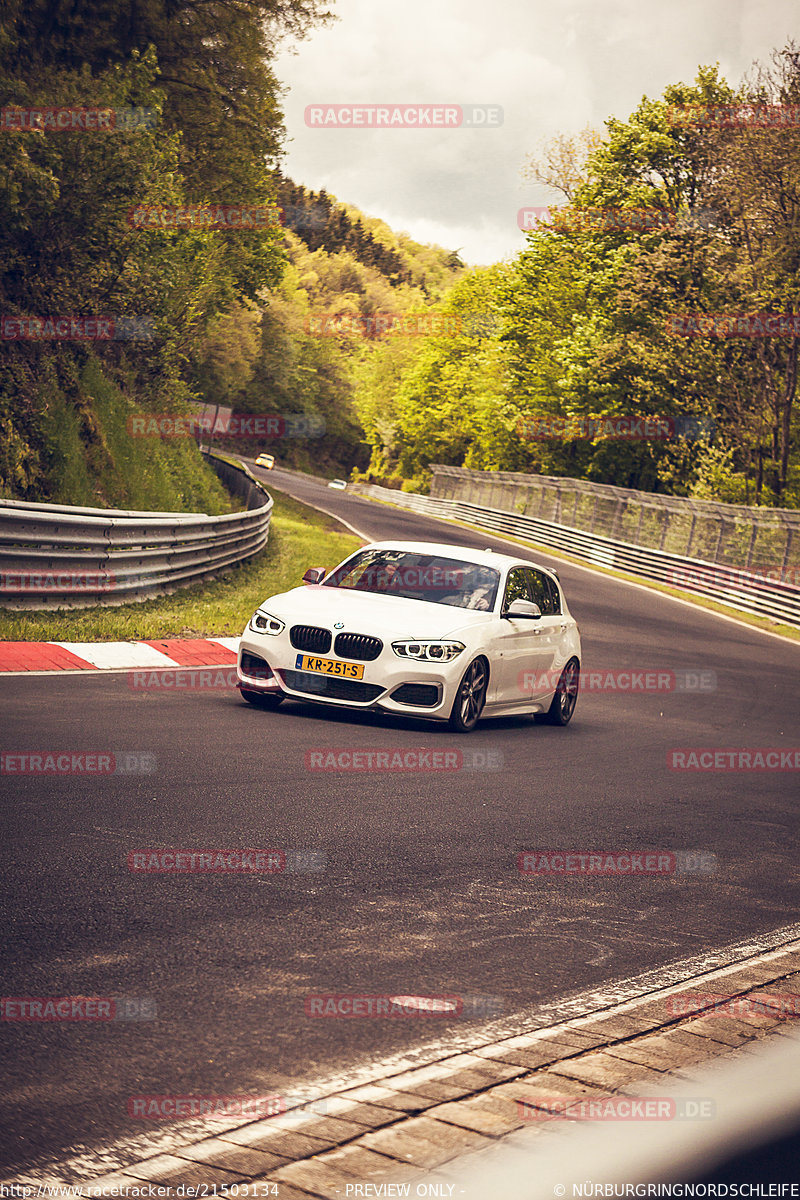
[237,541,581,732]
[328,478,347,489]
[255,453,275,469]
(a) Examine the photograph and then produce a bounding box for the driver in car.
[374,559,401,591]
[442,566,494,610]
[465,567,495,610]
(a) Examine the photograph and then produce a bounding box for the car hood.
[256,585,494,639]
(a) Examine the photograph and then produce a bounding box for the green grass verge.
[0,491,363,642]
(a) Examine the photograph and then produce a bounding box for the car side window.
[544,574,562,615]
[524,568,562,615]
[525,568,563,614]
[524,569,548,612]
[503,567,531,610]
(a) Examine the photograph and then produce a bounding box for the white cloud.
[276,0,800,264]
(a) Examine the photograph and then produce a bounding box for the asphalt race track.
[2,467,799,1177]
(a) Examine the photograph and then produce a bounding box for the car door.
[521,568,566,698]
[492,567,557,706]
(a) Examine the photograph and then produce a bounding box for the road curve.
[1,468,799,1178]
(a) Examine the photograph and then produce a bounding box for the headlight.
[392,640,465,662]
[249,610,285,635]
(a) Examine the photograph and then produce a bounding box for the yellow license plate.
[297,654,364,679]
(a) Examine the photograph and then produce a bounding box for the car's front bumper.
[237,631,465,720]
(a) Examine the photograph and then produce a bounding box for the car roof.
[356,540,558,579]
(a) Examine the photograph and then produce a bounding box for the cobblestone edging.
[10,939,800,1198]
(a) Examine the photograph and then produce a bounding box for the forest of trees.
[200,189,465,473]
[355,47,800,507]
[277,180,414,283]
[0,0,332,507]
[1,4,798,510]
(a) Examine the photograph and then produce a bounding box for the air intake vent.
[240,651,270,680]
[279,670,384,703]
[391,683,441,708]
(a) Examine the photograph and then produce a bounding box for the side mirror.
[302,566,326,585]
[502,598,542,619]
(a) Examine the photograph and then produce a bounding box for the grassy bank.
[0,491,363,642]
[2,356,233,514]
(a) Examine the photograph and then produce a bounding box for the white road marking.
[51,642,182,669]
[209,636,240,653]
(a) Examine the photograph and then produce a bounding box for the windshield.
[322,550,500,611]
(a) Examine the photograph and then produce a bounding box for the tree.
[0,0,330,503]
[701,45,800,499]
[521,126,605,200]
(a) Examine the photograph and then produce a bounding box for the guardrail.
[430,465,800,571]
[0,451,272,610]
[349,483,800,628]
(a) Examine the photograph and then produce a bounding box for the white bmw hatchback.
[237,541,581,732]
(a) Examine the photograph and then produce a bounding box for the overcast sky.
[275,0,799,265]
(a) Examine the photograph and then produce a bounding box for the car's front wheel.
[240,689,284,709]
[542,658,579,726]
[449,657,488,733]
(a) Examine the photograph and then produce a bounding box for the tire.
[240,689,284,709]
[448,657,488,733]
[542,658,579,726]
